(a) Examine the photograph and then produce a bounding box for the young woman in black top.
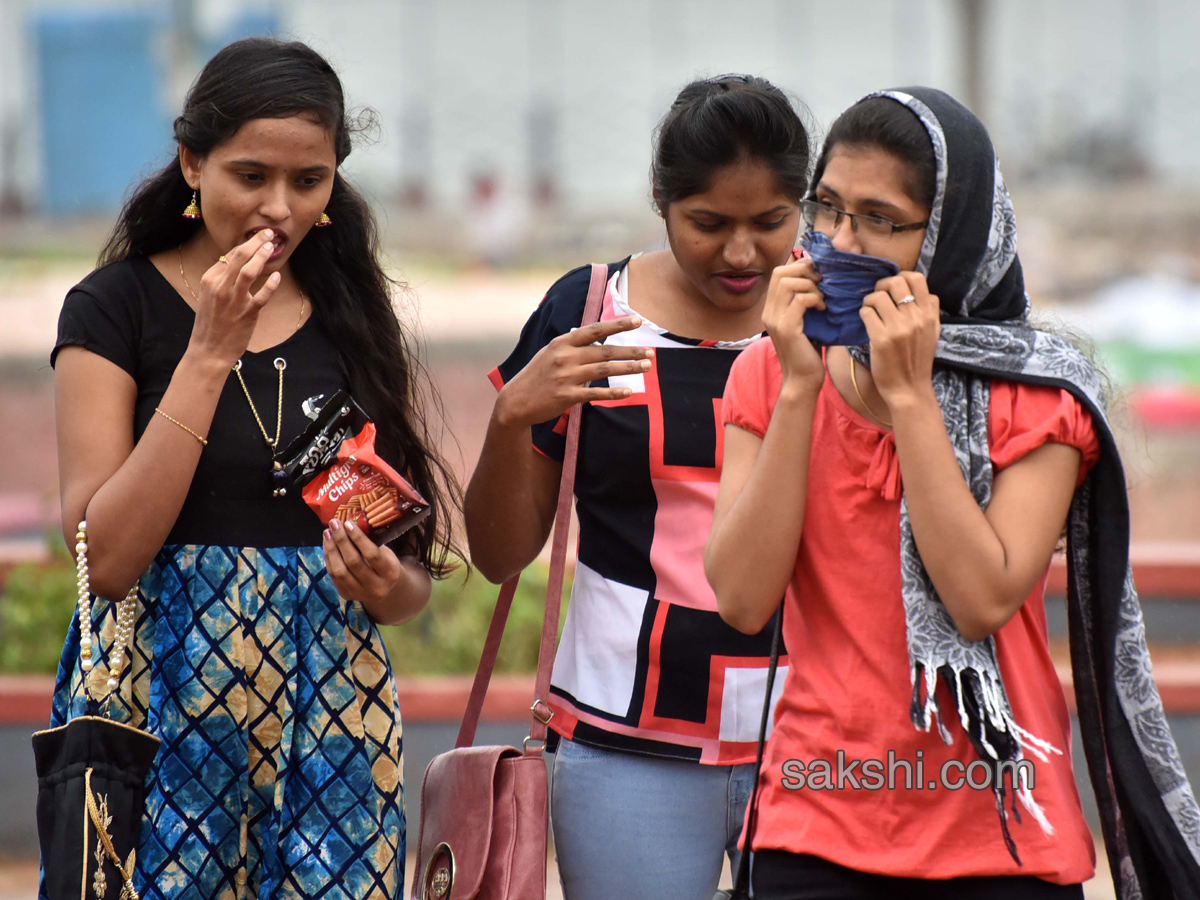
[46,38,458,900]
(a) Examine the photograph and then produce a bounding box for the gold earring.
[315,211,332,227]
[182,191,201,220]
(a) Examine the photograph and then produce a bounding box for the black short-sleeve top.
[52,257,349,547]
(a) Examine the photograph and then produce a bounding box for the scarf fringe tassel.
[911,661,1060,838]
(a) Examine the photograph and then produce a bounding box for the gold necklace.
[232,357,286,450]
[176,247,304,497]
[849,355,893,429]
[232,357,292,497]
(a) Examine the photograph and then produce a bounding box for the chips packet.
[281,390,431,545]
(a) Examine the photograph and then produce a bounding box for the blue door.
[34,9,170,215]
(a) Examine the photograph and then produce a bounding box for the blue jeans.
[550,736,756,900]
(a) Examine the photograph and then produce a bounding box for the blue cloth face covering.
[798,231,900,346]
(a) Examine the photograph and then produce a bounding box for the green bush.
[0,536,569,677]
[381,562,570,676]
[0,534,76,675]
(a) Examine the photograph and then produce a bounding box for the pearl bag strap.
[74,521,139,708]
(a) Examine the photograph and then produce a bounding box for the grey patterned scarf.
[840,88,1200,896]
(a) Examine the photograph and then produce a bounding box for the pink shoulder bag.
[411,263,608,900]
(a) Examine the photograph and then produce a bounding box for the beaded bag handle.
[75,521,139,701]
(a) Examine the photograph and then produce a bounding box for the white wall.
[0,0,44,210]
[283,0,967,209]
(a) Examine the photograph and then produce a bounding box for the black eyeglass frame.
[800,199,928,238]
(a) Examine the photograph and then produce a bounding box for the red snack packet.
[281,391,431,545]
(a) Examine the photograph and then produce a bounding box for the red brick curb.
[4,549,1198,726]
[0,675,54,725]
[1055,663,1200,715]
[0,674,541,726]
[1047,545,1200,597]
[7,663,1200,726]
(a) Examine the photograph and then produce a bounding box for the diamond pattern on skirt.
[43,544,405,900]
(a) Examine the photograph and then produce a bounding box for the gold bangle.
[154,407,208,446]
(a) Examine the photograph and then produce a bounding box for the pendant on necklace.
[271,460,289,498]
[232,355,291,498]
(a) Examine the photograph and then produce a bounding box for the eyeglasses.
[801,199,927,241]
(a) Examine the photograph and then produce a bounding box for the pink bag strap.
[456,263,610,750]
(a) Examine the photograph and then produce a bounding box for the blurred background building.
[1,0,1198,216]
[1,0,1196,483]
[1,0,1198,303]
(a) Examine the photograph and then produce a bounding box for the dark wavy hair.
[100,37,463,576]
[651,74,813,212]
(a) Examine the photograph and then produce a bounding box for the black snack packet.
[280,391,431,545]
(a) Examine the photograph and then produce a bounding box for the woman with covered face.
[707,88,1199,899]
[466,75,812,899]
[47,38,460,900]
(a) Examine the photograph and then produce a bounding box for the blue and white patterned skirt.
[41,544,405,900]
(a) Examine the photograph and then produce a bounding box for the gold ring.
[897,294,916,305]
[218,255,229,264]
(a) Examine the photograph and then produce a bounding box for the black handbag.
[32,521,160,900]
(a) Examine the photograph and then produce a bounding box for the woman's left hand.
[323,518,406,609]
[860,272,941,407]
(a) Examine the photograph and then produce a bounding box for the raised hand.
[494,316,655,428]
[859,271,941,407]
[763,253,826,391]
[186,229,283,368]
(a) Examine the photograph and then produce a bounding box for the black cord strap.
[730,603,784,899]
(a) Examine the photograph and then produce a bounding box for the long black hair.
[651,74,813,212]
[101,38,463,576]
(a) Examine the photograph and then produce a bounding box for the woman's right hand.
[763,254,826,391]
[494,317,654,429]
[185,229,282,368]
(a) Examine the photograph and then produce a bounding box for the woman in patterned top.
[466,76,812,900]
[47,38,459,900]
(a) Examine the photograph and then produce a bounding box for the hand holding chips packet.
[280,391,431,546]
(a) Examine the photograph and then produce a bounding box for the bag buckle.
[524,701,554,753]
[522,735,546,753]
[530,699,554,726]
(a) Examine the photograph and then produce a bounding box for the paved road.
[0,850,1119,899]
[0,856,568,900]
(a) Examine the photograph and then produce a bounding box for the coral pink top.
[721,338,1100,884]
